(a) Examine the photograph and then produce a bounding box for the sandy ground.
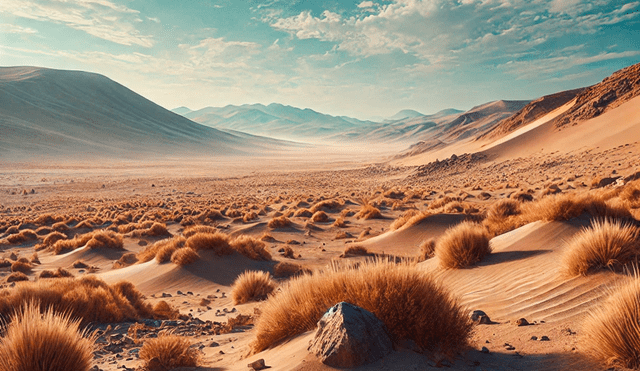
[1,100,640,371]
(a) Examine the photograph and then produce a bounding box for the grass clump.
[310,211,329,223]
[355,204,382,220]
[252,260,472,355]
[128,222,171,238]
[273,262,310,278]
[231,271,277,304]
[417,238,436,262]
[583,277,640,369]
[563,219,640,276]
[137,236,186,264]
[10,260,32,274]
[171,247,200,266]
[85,230,123,250]
[435,221,491,269]
[230,235,272,261]
[183,225,218,238]
[0,302,95,371]
[390,210,421,231]
[185,232,233,256]
[139,334,199,370]
[341,245,370,257]
[267,216,292,229]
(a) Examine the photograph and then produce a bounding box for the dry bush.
[0,302,95,371]
[583,277,640,368]
[293,208,313,218]
[74,220,94,229]
[52,222,69,232]
[30,252,40,265]
[281,246,295,259]
[113,253,138,269]
[185,232,233,256]
[231,235,272,261]
[152,301,180,320]
[252,260,472,355]
[418,239,436,262]
[231,271,277,304]
[0,276,154,324]
[4,226,19,235]
[11,260,32,274]
[243,211,259,223]
[342,245,370,257]
[384,188,405,199]
[332,217,347,228]
[85,230,123,250]
[5,230,38,245]
[137,236,186,263]
[563,219,640,276]
[334,231,353,240]
[522,192,631,223]
[5,272,29,283]
[390,209,421,231]
[183,225,218,238]
[72,260,88,269]
[39,268,74,279]
[42,231,67,247]
[171,247,200,266]
[310,211,329,223]
[429,196,462,210]
[267,216,292,229]
[33,213,58,226]
[483,199,523,237]
[510,191,534,202]
[436,222,491,269]
[355,204,382,220]
[273,262,310,278]
[139,334,199,370]
[310,199,343,213]
[128,222,170,238]
[260,232,276,242]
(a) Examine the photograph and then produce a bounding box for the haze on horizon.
[1,0,638,120]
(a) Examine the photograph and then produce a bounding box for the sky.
[1,0,639,120]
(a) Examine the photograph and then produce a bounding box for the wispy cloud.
[1,24,38,34]
[0,0,154,47]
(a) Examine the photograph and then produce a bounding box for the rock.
[247,358,270,370]
[470,310,493,324]
[540,335,550,341]
[480,346,490,354]
[593,176,621,188]
[530,336,538,341]
[308,302,393,368]
[516,318,530,326]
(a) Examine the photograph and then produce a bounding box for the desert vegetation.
[231,270,277,304]
[139,334,199,370]
[435,221,491,269]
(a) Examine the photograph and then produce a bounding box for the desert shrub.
[39,268,74,279]
[342,245,370,257]
[483,199,523,236]
[74,220,94,229]
[418,239,436,262]
[137,236,186,263]
[583,277,640,368]
[10,260,32,274]
[231,271,277,304]
[231,236,272,261]
[510,191,534,202]
[35,226,52,236]
[563,219,640,276]
[33,213,58,226]
[293,208,313,218]
[51,222,69,232]
[171,247,200,266]
[128,222,170,238]
[332,217,347,228]
[429,196,461,210]
[243,211,259,223]
[390,210,421,231]
[113,253,138,269]
[0,276,154,324]
[5,272,29,283]
[183,225,217,238]
[0,302,95,371]
[522,192,631,223]
[42,231,67,247]
[85,230,123,250]
[5,230,38,245]
[267,216,292,229]
[252,260,472,355]
[435,222,491,269]
[139,334,199,369]
[281,246,295,259]
[50,231,98,255]
[185,232,233,256]
[273,262,310,278]
[310,211,329,222]
[310,199,343,213]
[72,260,88,269]
[334,231,353,239]
[355,204,382,220]
[152,301,180,320]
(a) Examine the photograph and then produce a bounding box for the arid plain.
[1,62,640,371]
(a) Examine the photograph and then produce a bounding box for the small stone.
[540,336,550,341]
[247,358,270,370]
[530,336,538,341]
[516,318,530,326]
[480,346,490,354]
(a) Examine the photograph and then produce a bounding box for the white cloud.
[0,0,153,47]
[357,1,374,8]
[1,24,38,34]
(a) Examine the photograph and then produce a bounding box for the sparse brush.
[436,221,491,269]
[355,204,382,220]
[510,191,534,202]
[10,260,32,274]
[282,246,295,259]
[183,225,218,238]
[5,230,38,245]
[563,219,640,276]
[310,211,329,222]
[260,232,276,242]
[418,238,436,262]
[137,236,186,263]
[113,253,138,269]
[231,271,277,304]
[390,210,421,231]
[293,208,313,218]
[139,334,199,369]
[171,247,200,266]
[429,196,462,210]
[342,245,369,257]
[0,302,95,371]
[243,211,259,223]
[128,222,171,238]
[583,276,640,368]
[152,301,180,320]
[231,235,272,261]
[185,232,233,256]
[522,192,631,223]
[33,213,58,226]
[5,272,29,283]
[483,199,522,237]
[39,268,74,279]
[74,220,94,229]
[252,260,472,355]
[42,231,67,246]
[273,262,310,278]
[309,199,343,213]
[35,226,52,236]
[51,222,69,232]
[334,231,353,239]
[332,217,347,228]
[267,216,292,229]
[86,230,123,250]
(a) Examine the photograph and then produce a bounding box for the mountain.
[183,103,375,141]
[171,106,192,115]
[0,67,287,161]
[388,109,424,121]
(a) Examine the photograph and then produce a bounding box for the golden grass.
[5,272,29,283]
[435,221,491,269]
[243,211,259,222]
[10,260,32,274]
[230,235,272,261]
[310,211,329,222]
[85,230,123,250]
[183,225,218,238]
[273,262,310,278]
[342,245,370,257]
[309,199,343,213]
[563,219,640,276]
[137,236,186,263]
[418,238,436,262]
[185,232,233,256]
[39,268,74,279]
[4,229,38,245]
[0,276,155,324]
[231,271,277,304]
[152,301,180,320]
[390,209,421,230]
[139,334,198,369]
[293,208,313,218]
[171,247,200,266]
[267,216,292,229]
[355,204,382,220]
[113,252,138,269]
[42,231,67,247]
[128,222,171,238]
[252,260,472,355]
[51,222,69,232]
[0,302,95,371]
[583,276,640,368]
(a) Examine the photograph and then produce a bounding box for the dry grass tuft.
[583,277,640,369]
[309,199,343,213]
[293,208,313,218]
[185,232,233,256]
[39,267,74,279]
[355,204,382,220]
[0,302,95,371]
[231,271,277,304]
[4,229,38,245]
[436,222,491,269]
[310,211,329,222]
[171,247,200,266]
[230,235,272,261]
[390,210,421,230]
[139,334,199,370]
[85,230,123,250]
[137,236,186,264]
[10,260,32,274]
[252,260,472,355]
[183,225,218,238]
[128,222,171,238]
[563,219,640,276]
[152,301,180,320]
[0,276,155,324]
[243,211,259,223]
[267,216,292,229]
[417,238,436,262]
[42,231,67,247]
[5,272,29,283]
[273,262,310,278]
[113,253,138,269]
[260,232,276,242]
[342,245,370,257]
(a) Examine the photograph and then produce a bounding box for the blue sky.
[1,0,639,119]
